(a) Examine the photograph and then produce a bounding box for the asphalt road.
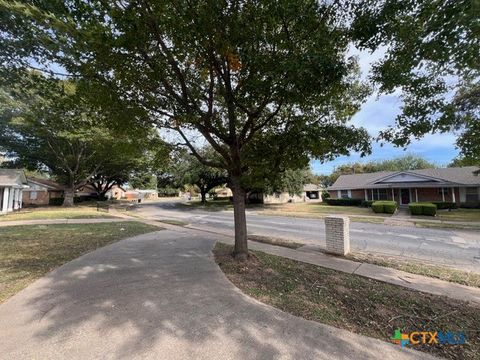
[135,200,480,273]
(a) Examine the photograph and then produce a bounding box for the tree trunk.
[63,188,74,207]
[230,177,248,260]
[200,189,207,204]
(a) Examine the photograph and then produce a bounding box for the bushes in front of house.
[360,200,374,208]
[325,198,363,206]
[431,201,457,210]
[409,202,437,216]
[48,197,64,206]
[371,201,397,214]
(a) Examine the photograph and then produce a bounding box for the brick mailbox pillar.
[325,215,350,255]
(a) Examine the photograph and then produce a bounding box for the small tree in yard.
[0,1,371,258]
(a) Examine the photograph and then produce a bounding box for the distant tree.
[255,168,313,197]
[373,155,436,172]
[171,149,228,204]
[448,156,479,168]
[89,133,168,198]
[326,155,436,183]
[129,172,158,191]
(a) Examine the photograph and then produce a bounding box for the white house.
[0,169,29,214]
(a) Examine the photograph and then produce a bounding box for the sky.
[310,49,459,175]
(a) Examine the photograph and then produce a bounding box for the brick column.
[325,215,350,255]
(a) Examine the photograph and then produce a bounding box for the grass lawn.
[0,222,159,303]
[347,253,480,288]
[214,243,480,360]
[436,209,480,222]
[0,206,116,222]
[260,202,387,217]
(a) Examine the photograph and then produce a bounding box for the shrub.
[408,203,423,215]
[431,201,457,210]
[460,202,480,209]
[422,203,437,216]
[409,202,437,216]
[361,200,374,208]
[321,191,330,201]
[383,202,398,214]
[371,202,384,213]
[325,198,363,206]
[48,197,64,206]
[372,201,397,214]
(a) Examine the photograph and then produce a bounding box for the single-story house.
[327,166,480,206]
[22,177,65,206]
[0,169,28,214]
[105,185,126,200]
[125,189,158,201]
[249,184,324,204]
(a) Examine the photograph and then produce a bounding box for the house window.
[30,191,37,200]
[438,188,449,196]
[372,189,388,200]
[466,187,479,202]
[378,189,388,200]
[340,190,349,199]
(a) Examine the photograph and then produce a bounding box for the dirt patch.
[214,242,480,360]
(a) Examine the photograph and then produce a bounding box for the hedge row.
[324,198,363,206]
[431,201,457,210]
[409,202,437,216]
[372,201,397,214]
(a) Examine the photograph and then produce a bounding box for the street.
[134,200,480,273]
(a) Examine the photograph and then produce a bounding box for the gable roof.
[303,183,323,191]
[328,166,480,190]
[27,177,65,190]
[0,169,28,187]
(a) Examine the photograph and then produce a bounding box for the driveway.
[134,201,480,273]
[0,230,431,359]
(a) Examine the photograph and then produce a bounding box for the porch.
[362,186,460,206]
[0,186,24,214]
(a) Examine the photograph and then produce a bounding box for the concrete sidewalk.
[133,215,480,307]
[0,230,432,359]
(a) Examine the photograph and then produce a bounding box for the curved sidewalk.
[0,230,433,359]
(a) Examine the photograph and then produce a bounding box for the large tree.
[351,0,479,158]
[0,1,371,258]
[0,72,167,205]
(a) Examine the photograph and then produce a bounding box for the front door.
[400,188,410,205]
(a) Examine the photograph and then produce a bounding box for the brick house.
[22,177,65,206]
[327,166,480,206]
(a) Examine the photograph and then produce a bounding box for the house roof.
[0,169,28,187]
[27,177,65,190]
[328,166,480,190]
[303,183,323,191]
